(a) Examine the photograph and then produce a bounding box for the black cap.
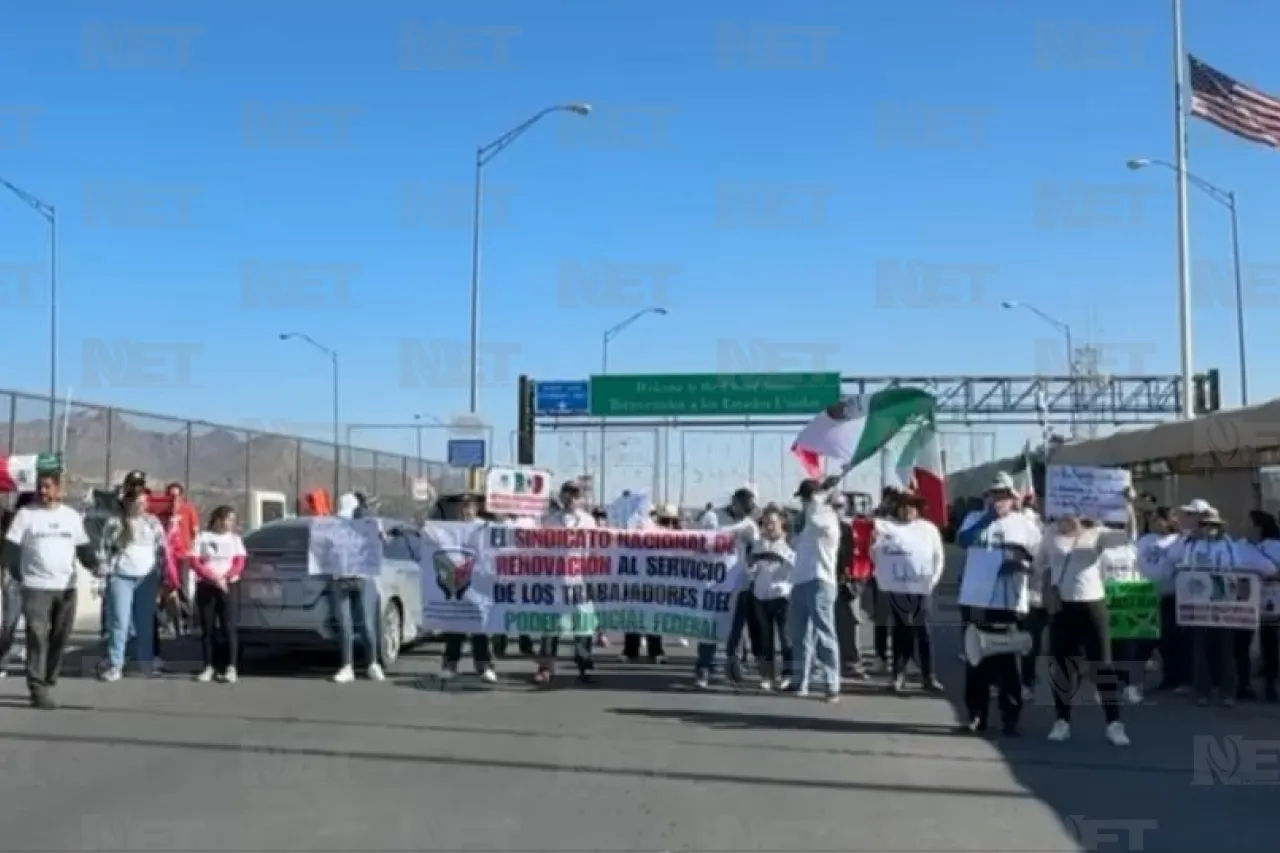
[122,470,146,490]
[559,480,583,498]
[794,479,822,500]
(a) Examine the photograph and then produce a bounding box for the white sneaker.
[694,675,710,689]
[1123,685,1143,705]
[480,668,498,684]
[439,667,457,681]
[152,657,166,673]
[366,663,386,682]
[331,665,356,684]
[98,666,123,683]
[1048,720,1072,742]
[777,677,792,691]
[1021,685,1034,702]
[678,638,690,648]
[1105,721,1130,747]
[759,679,773,691]
[218,667,238,685]
[195,666,215,683]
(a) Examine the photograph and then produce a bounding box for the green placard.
[1106,580,1160,640]
[589,373,842,417]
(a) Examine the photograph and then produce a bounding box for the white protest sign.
[484,466,552,517]
[1045,465,1131,523]
[419,521,744,639]
[307,517,382,577]
[1175,569,1261,629]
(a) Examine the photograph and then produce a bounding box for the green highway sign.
[588,373,842,417]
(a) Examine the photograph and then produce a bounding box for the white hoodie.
[750,537,794,601]
[337,494,361,519]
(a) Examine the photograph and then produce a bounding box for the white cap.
[1179,498,1212,514]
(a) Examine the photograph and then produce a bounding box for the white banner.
[1045,465,1131,523]
[307,517,382,577]
[1175,569,1261,629]
[420,521,743,640]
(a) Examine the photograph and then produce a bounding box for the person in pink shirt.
[186,505,246,684]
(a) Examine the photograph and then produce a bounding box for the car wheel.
[380,599,403,668]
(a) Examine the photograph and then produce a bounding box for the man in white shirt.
[788,476,844,701]
[534,481,596,685]
[693,488,760,687]
[1,471,100,710]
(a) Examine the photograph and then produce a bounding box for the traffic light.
[517,374,536,464]
[1194,368,1222,414]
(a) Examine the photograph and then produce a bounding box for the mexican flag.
[0,453,62,493]
[792,388,936,478]
[894,420,948,528]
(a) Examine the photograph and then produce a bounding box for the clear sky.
[2,0,1278,506]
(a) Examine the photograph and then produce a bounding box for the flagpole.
[1172,0,1195,419]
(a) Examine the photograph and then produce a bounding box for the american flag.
[1189,55,1280,149]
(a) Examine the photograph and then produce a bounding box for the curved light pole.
[280,333,340,501]
[1129,157,1247,405]
[413,412,444,476]
[1002,300,1076,437]
[0,177,57,450]
[599,307,668,501]
[467,102,592,415]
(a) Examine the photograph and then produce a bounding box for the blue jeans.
[332,580,378,668]
[105,572,159,669]
[788,580,841,695]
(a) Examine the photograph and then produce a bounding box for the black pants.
[443,633,492,669]
[1233,629,1257,696]
[1261,623,1280,691]
[963,609,1022,728]
[886,592,933,679]
[1113,638,1158,687]
[868,577,889,661]
[0,574,23,668]
[622,633,665,661]
[539,635,593,672]
[195,582,238,671]
[1050,599,1119,724]
[726,588,762,662]
[836,581,862,665]
[754,597,791,676]
[1020,607,1048,689]
[1157,594,1190,688]
[23,587,77,694]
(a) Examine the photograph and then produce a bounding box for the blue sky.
[2,0,1278,504]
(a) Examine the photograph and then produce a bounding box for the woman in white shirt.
[1033,494,1135,747]
[1136,508,1186,693]
[750,506,794,691]
[189,505,247,684]
[99,490,171,682]
[872,490,945,694]
[1241,510,1280,702]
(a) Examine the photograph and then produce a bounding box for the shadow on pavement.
[611,705,960,737]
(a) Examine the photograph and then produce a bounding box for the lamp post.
[280,333,340,501]
[1128,157,1247,406]
[0,177,57,450]
[413,412,443,477]
[1001,300,1076,436]
[599,307,668,502]
[467,103,592,415]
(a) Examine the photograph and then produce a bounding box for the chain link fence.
[0,388,467,521]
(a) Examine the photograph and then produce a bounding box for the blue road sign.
[534,380,590,416]
[447,438,487,468]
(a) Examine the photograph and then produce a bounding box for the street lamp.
[467,102,592,415]
[280,333,340,501]
[1002,300,1076,436]
[413,412,443,476]
[1128,157,1248,406]
[599,307,668,501]
[0,177,57,450]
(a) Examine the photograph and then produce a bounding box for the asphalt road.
[0,623,1277,852]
